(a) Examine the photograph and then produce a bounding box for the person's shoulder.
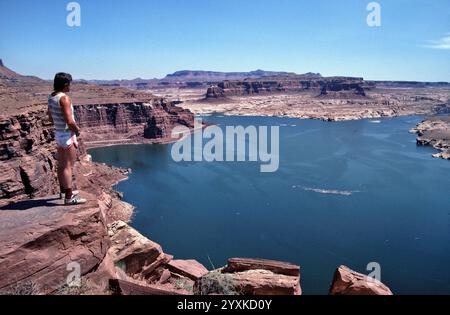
[59,94,71,105]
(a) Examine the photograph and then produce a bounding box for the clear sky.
[0,0,449,81]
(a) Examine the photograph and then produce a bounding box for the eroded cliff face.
[0,111,59,206]
[74,99,194,147]
[205,77,369,99]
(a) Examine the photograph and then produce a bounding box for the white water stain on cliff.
[292,185,362,196]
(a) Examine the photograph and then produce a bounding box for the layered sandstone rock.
[205,76,367,100]
[0,111,60,205]
[106,220,172,281]
[167,259,209,281]
[86,220,201,295]
[0,192,109,294]
[223,257,300,276]
[329,265,393,295]
[195,258,301,295]
[319,79,366,97]
[205,85,226,99]
[74,100,194,146]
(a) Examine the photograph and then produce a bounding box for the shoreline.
[181,104,449,122]
[176,87,450,123]
[410,116,450,160]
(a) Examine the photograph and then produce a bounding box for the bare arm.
[60,95,80,136]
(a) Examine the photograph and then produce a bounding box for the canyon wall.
[74,99,194,146]
[0,111,59,206]
[205,77,370,99]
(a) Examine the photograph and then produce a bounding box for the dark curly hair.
[53,72,72,92]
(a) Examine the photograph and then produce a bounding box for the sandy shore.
[148,87,450,122]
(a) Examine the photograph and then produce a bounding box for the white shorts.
[55,132,78,149]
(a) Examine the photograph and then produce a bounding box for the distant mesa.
[77,69,322,90]
[164,69,310,81]
[204,76,369,100]
[319,78,367,97]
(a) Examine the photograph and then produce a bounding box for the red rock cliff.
[74,99,194,146]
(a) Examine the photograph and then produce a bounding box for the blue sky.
[0,0,449,81]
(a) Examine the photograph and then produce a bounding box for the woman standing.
[47,72,86,205]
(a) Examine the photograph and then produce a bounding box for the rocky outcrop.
[195,258,301,295]
[411,116,450,160]
[205,85,226,99]
[223,257,300,276]
[0,192,109,294]
[106,220,172,282]
[167,260,209,281]
[0,111,60,205]
[86,220,202,295]
[0,97,194,206]
[319,79,366,97]
[329,265,393,295]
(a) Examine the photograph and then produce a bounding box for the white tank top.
[48,92,75,134]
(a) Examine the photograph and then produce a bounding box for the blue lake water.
[89,115,450,294]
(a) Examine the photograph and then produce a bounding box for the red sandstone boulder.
[329,265,393,295]
[195,258,301,295]
[158,269,172,284]
[87,221,196,295]
[105,220,172,281]
[167,259,209,281]
[223,257,300,276]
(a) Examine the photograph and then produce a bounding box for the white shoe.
[64,195,87,206]
[60,190,79,199]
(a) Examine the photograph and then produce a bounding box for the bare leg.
[57,146,76,198]
[57,149,65,193]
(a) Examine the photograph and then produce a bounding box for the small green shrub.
[0,281,40,295]
[195,271,240,295]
